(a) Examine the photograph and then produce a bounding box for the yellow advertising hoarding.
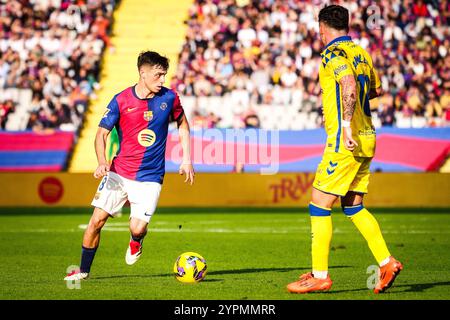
[0,172,448,208]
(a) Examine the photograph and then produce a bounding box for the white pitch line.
[73,223,450,234]
[1,228,448,234]
[1,222,448,234]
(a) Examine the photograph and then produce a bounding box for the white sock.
[312,270,328,279]
[379,256,391,267]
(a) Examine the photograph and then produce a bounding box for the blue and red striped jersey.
[99,85,184,183]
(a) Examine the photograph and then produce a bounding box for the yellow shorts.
[312,152,372,197]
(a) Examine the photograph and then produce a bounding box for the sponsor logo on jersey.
[334,64,348,76]
[143,111,153,121]
[138,129,156,147]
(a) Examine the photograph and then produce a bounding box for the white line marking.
[71,222,450,234]
[2,222,448,234]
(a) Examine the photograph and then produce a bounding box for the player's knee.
[89,216,107,232]
[341,192,364,207]
[130,227,147,239]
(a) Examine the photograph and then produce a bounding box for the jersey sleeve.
[170,92,185,123]
[369,65,381,89]
[328,54,354,82]
[99,96,120,131]
[364,52,381,89]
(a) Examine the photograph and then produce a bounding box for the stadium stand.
[172,0,450,130]
[0,0,449,173]
[0,0,117,131]
[0,0,117,170]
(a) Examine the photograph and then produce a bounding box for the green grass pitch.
[0,208,449,300]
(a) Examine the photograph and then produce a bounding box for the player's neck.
[135,83,156,99]
[324,31,348,47]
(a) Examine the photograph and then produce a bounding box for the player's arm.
[177,113,195,185]
[341,74,357,122]
[339,74,358,151]
[368,55,382,100]
[94,96,119,178]
[94,127,111,178]
[369,86,382,100]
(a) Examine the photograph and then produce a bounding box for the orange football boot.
[287,272,333,293]
[374,256,403,294]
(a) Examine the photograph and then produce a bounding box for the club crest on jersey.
[138,129,156,147]
[143,111,153,122]
[160,102,167,111]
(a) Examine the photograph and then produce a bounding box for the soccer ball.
[173,252,207,283]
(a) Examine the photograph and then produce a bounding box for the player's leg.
[288,152,356,293]
[64,173,127,280]
[125,180,162,265]
[64,208,110,281]
[342,158,403,293]
[287,188,336,293]
[309,188,336,279]
[341,192,391,265]
[125,217,148,265]
[81,208,110,274]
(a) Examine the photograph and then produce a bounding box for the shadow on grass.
[92,265,351,281]
[395,281,450,293]
[327,281,450,294]
[207,265,351,276]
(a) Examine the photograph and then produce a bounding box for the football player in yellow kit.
[287,5,403,294]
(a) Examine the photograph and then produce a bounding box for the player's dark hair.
[137,51,169,70]
[318,5,349,32]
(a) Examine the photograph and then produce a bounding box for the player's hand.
[343,127,358,151]
[94,163,110,179]
[179,163,195,185]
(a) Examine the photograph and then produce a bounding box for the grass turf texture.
[0,208,449,300]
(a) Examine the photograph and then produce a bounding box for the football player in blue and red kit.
[65,51,194,281]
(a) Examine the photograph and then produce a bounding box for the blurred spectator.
[244,113,260,128]
[0,99,15,129]
[425,93,442,119]
[26,111,41,131]
[379,104,396,127]
[440,88,450,116]
[191,110,220,129]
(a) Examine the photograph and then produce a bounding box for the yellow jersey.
[319,35,380,158]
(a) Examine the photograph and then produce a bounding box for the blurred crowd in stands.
[0,0,449,132]
[0,0,116,132]
[171,0,450,129]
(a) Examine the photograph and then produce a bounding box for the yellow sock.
[343,205,390,265]
[309,203,333,272]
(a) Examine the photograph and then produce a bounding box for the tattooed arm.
[340,74,357,121]
[339,74,358,151]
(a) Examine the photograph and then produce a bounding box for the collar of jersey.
[132,84,156,100]
[324,35,352,50]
